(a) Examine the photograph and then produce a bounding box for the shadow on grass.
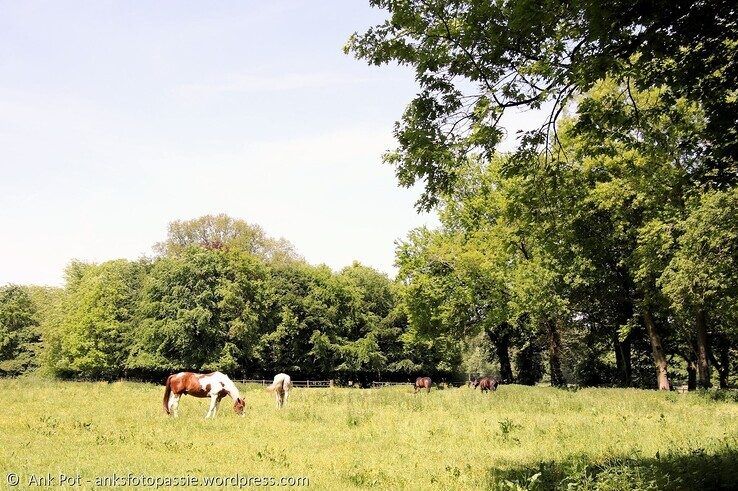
[486,444,738,490]
[700,389,738,403]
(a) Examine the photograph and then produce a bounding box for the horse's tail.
[163,375,173,415]
[267,374,290,392]
[266,379,283,392]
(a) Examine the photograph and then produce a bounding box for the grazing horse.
[471,376,499,393]
[163,371,245,418]
[266,373,293,408]
[415,376,432,393]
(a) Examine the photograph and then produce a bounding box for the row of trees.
[347,0,738,389]
[3,186,734,389]
[0,215,460,382]
[394,94,738,388]
[2,1,736,389]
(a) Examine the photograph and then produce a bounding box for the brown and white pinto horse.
[471,376,499,393]
[414,376,432,393]
[163,371,245,418]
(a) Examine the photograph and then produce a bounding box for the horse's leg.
[167,394,175,415]
[206,395,218,418]
[284,389,289,407]
[169,394,181,418]
[275,390,282,409]
[213,394,224,417]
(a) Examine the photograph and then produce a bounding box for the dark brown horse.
[414,376,432,393]
[471,376,499,393]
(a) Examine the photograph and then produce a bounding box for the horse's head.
[233,397,246,416]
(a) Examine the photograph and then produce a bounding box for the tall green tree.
[661,189,738,388]
[128,247,270,374]
[0,285,41,375]
[46,260,146,379]
[347,0,737,210]
[156,214,300,263]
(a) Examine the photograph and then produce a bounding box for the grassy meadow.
[1,379,738,490]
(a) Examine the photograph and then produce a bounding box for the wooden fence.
[238,379,332,388]
[237,379,470,389]
[370,381,411,388]
[240,380,427,388]
[238,379,734,393]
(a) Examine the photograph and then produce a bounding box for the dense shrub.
[0,285,41,375]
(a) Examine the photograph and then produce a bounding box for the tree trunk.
[616,299,634,386]
[695,309,711,389]
[496,335,514,384]
[686,357,697,391]
[546,318,565,387]
[713,335,730,389]
[515,343,542,385]
[486,325,513,383]
[613,332,624,381]
[613,332,632,387]
[718,354,730,389]
[643,309,670,390]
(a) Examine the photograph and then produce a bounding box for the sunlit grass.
[1,379,737,489]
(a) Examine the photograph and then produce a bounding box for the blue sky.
[0,1,541,286]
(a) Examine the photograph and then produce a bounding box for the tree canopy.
[346,0,737,209]
[25,216,459,382]
[347,1,737,390]
[155,214,300,263]
[0,285,41,375]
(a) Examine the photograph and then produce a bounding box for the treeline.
[347,0,738,389]
[3,0,738,389]
[3,191,734,389]
[394,112,738,388]
[0,215,460,382]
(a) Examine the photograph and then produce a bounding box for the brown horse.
[471,376,499,393]
[414,376,432,393]
[163,371,245,418]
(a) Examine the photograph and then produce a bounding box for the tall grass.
[1,379,736,489]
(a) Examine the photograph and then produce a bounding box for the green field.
[1,379,737,490]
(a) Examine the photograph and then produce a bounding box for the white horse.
[266,373,293,408]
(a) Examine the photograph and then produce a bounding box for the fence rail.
[238,379,332,388]
[370,381,412,388]
[231,379,737,392]
[238,379,470,389]
[240,379,434,388]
